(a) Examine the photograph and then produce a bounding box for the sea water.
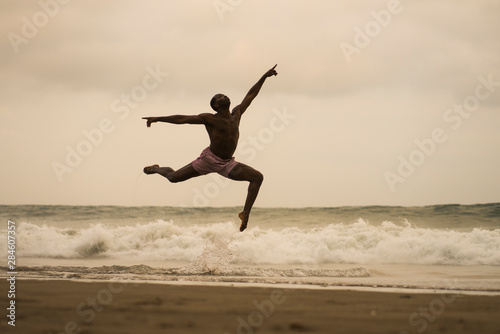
[0,204,499,292]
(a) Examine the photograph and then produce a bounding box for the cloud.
[1,0,499,206]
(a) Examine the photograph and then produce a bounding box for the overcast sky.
[1,0,499,207]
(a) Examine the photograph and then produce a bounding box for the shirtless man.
[142,64,278,231]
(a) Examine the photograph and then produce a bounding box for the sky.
[1,0,499,207]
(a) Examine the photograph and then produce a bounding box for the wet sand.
[2,279,500,334]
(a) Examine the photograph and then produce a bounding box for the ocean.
[1,204,499,293]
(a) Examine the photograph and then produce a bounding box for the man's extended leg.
[144,163,201,183]
[227,163,264,232]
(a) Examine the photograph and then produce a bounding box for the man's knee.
[254,171,264,184]
[167,174,182,183]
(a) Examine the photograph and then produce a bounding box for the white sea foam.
[2,219,500,266]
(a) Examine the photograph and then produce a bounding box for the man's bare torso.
[204,111,241,159]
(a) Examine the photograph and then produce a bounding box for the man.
[142,64,278,231]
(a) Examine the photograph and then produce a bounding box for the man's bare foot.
[143,164,159,175]
[238,211,249,232]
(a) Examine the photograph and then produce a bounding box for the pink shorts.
[192,147,239,178]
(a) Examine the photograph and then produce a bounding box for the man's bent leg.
[144,163,201,183]
[227,163,264,232]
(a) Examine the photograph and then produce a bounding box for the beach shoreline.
[4,261,500,294]
[2,279,500,334]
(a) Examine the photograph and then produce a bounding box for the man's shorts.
[192,147,239,178]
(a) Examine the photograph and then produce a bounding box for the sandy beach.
[2,279,500,334]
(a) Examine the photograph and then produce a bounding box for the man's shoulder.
[197,113,215,121]
[231,105,242,117]
[196,112,217,125]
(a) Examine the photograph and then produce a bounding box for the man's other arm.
[142,114,212,127]
[233,64,278,116]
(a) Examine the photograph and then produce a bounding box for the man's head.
[210,94,230,112]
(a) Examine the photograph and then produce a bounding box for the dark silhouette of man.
[142,65,278,231]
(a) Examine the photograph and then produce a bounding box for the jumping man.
[142,64,278,231]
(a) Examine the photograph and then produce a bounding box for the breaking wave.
[2,219,500,266]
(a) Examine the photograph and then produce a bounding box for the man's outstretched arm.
[142,114,211,127]
[234,64,278,116]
